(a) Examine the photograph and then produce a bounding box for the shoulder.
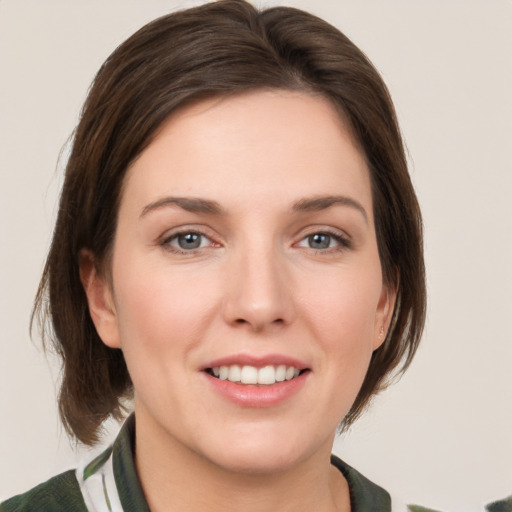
[331,454,392,510]
[0,470,87,512]
[330,455,444,512]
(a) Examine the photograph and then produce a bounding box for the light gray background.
[1,1,511,510]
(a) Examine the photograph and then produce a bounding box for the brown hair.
[33,0,425,445]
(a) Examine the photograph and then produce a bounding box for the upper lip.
[201,353,309,371]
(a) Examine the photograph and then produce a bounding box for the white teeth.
[211,364,302,385]
[228,365,241,382]
[275,365,286,382]
[240,365,258,384]
[258,365,276,385]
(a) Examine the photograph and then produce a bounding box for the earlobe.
[79,249,121,349]
[373,282,398,351]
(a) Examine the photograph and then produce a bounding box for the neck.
[134,413,350,512]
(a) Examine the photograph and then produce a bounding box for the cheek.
[298,266,382,403]
[300,269,381,344]
[111,256,222,357]
[111,267,221,406]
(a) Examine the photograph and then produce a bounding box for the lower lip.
[203,371,309,408]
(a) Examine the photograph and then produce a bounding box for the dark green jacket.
[2,415,510,512]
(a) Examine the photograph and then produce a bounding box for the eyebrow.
[140,194,368,223]
[292,195,368,223]
[140,196,224,218]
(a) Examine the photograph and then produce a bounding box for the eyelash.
[161,229,217,254]
[161,228,351,256]
[296,229,352,253]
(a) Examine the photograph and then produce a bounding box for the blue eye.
[297,231,350,251]
[166,232,210,251]
[307,233,333,249]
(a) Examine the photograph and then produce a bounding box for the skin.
[81,90,395,512]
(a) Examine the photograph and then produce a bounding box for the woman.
[1,1,427,510]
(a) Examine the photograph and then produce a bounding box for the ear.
[79,249,121,349]
[373,280,398,351]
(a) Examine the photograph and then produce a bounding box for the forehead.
[122,90,372,217]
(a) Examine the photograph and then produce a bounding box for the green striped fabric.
[1,415,509,512]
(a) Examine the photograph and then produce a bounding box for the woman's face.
[87,90,395,474]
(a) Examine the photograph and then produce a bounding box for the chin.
[197,427,321,476]
[207,448,301,476]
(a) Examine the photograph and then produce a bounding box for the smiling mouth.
[205,364,307,386]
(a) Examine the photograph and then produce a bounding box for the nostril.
[234,317,284,325]
[231,317,286,332]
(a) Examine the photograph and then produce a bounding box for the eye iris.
[309,233,330,249]
[178,233,201,249]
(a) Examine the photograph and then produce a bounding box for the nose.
[222,244,295,332]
